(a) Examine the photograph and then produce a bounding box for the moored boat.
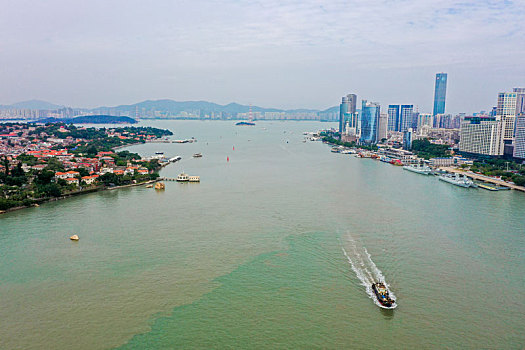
[403,163,432,175]
[438,173,477,188]
[176,173,189,182]
[372,282,396,308]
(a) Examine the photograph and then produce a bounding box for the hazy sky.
[1,0,524,113]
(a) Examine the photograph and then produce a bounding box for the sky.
[1,0,524,113]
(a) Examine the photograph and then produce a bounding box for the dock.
[440,167,525,193]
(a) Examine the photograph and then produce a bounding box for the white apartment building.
[496,92,517,141]
[459,116,504,156]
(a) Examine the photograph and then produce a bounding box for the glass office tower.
[433,73,447,116]
[360,100,380,144]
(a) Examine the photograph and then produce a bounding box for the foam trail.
[342,235,396,309]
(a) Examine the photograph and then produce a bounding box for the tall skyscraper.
[387,105,400,131]
[378,112,388,141]
[433,73,447,116]
[339,94,357,136]
[360,100,380,144]
[497,92,518,142]
[399,105,414,132]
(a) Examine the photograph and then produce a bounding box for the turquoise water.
[1,121,524,349]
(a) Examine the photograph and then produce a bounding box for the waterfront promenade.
[440,167,525,192]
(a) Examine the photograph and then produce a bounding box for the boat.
[155,151,164,155]
[193,153,203,158]
[380,156,392,163]
[189,176,200,182]
[154,182,165,190]
[372,282,396,308]
[331,147,341,153]
[176,173,189,182]
[235,121,255,126]
[169,156,182,163]
[403,163,432,175]
[146,184,153,188]
[69,235,79,241]
[438,173,477,188]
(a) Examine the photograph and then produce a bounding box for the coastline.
[0,179,158,215]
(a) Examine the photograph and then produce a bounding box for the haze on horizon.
[1,0,524,114]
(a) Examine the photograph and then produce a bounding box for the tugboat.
[371,282,396,308]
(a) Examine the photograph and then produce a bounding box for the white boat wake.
[341,236,397,309]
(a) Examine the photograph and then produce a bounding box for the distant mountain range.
[0,99,338,115]
[37,115,137,124]
[0,99,64,110]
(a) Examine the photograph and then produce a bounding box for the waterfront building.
[360,100,380,144]
[496,92,518,142]
[433,73,447,116]
[403,128,414,150]
[459,116,504,157]
[513,115,525,160]
[400,105,414,132]
[339,94,357,136]
[378,112,388,142]
[387,105,400,131]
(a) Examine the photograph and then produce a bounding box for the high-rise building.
[417,113,433,130]
[387,105,400,131]
[497,92,518,141]
[339,94,357,136]
[378,112,388,142]
[459,116,504,156]
[403,128,414,150]
[360,100,380,144]
[433,73,447,116]
[514,87,525,116]
[399,105,414,132]
[513,115,525,159]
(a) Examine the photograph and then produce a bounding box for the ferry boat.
[176,173,189,182]
[403,163,432,175]
[438,173,477,188]
[372,282,396,308]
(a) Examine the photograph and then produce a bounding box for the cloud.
[0,0,523,111]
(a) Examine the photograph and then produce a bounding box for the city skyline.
[1,1,524,113]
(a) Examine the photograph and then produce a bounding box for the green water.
[1,121,524,349]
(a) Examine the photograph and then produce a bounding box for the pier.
[440,167,525,192]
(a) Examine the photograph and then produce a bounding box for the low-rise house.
[65,177,79,186]
[55,170,80,180]
[81,175,99,185]
[113,169,125,175]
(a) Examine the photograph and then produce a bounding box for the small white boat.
[69,235,79,241]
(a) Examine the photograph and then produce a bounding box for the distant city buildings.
[433,73,447,116]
